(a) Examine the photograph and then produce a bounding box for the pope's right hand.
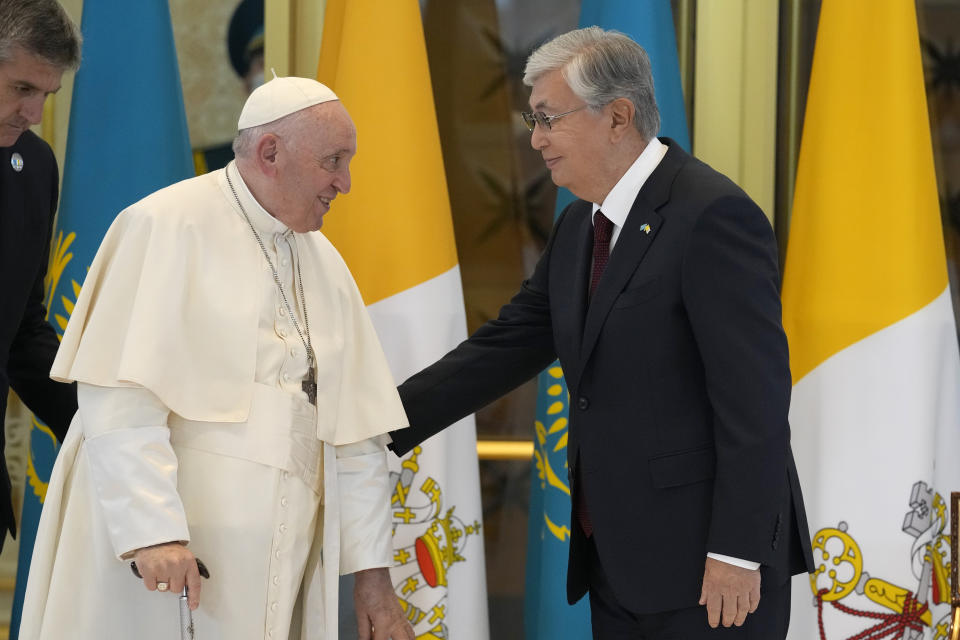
[132,542,202,610]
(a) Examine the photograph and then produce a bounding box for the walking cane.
[131,558,211,639]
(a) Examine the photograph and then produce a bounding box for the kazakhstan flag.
[10,1,193,636]
[524,2,690,637]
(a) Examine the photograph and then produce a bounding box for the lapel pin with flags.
[640,223,651,234]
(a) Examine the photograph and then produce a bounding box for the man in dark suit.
[0,0,82,550]
[389,27,813,638]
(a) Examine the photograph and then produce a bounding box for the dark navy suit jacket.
[0,130,76,543]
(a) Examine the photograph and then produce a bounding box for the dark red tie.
[575,211,613,538]
[574,469,593,537]
[590,211,614,296]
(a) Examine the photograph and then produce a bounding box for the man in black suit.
[0,0,82,550]
[389,27,813,638]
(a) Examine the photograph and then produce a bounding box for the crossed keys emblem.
[810,483,957,640]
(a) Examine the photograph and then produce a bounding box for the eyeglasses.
[520,105,588,132]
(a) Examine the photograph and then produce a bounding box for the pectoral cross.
[302,366,317,406]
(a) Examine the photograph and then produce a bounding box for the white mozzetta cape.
[49,169,407,445]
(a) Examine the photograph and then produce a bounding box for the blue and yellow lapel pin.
[639,223,651,234]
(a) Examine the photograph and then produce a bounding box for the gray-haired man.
[390,26,815,639]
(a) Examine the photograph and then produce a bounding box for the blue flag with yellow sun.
[10,0,193,636]
[523,2,690,637]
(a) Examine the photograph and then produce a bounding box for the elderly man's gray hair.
[523,26,660,141]
[232,108,311,159]
[0,0,82,70]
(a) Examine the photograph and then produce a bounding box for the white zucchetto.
[237,75,339,130]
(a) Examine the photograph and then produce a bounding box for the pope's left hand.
[354,567,415,640]
[698,556,761,628]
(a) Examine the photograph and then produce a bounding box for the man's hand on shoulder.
[354,567,415,640]
[698,556,761,628]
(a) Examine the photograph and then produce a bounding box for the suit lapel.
[579,139,686,363]
[580,205,662,361]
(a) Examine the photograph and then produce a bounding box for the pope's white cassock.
[18,148,408,639]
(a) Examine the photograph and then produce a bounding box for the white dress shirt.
[591,136,668,252]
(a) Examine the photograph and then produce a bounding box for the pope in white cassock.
[19,77,417,640]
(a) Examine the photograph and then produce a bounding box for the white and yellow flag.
[317,1,489,638]
[782,2,960,639]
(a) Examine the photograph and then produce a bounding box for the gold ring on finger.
[157,582,169,592]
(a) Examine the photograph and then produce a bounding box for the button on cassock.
[577,396,590,410]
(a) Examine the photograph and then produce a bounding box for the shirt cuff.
[707,552,760,571]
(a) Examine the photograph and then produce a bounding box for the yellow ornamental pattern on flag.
[533,365,573,542]
[317,0,458,304]
[26,416,58,501]
[26,229,81,502]
[780,0,946,383]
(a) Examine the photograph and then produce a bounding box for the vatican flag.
[782,2,960,639]
[317,1,489,638]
